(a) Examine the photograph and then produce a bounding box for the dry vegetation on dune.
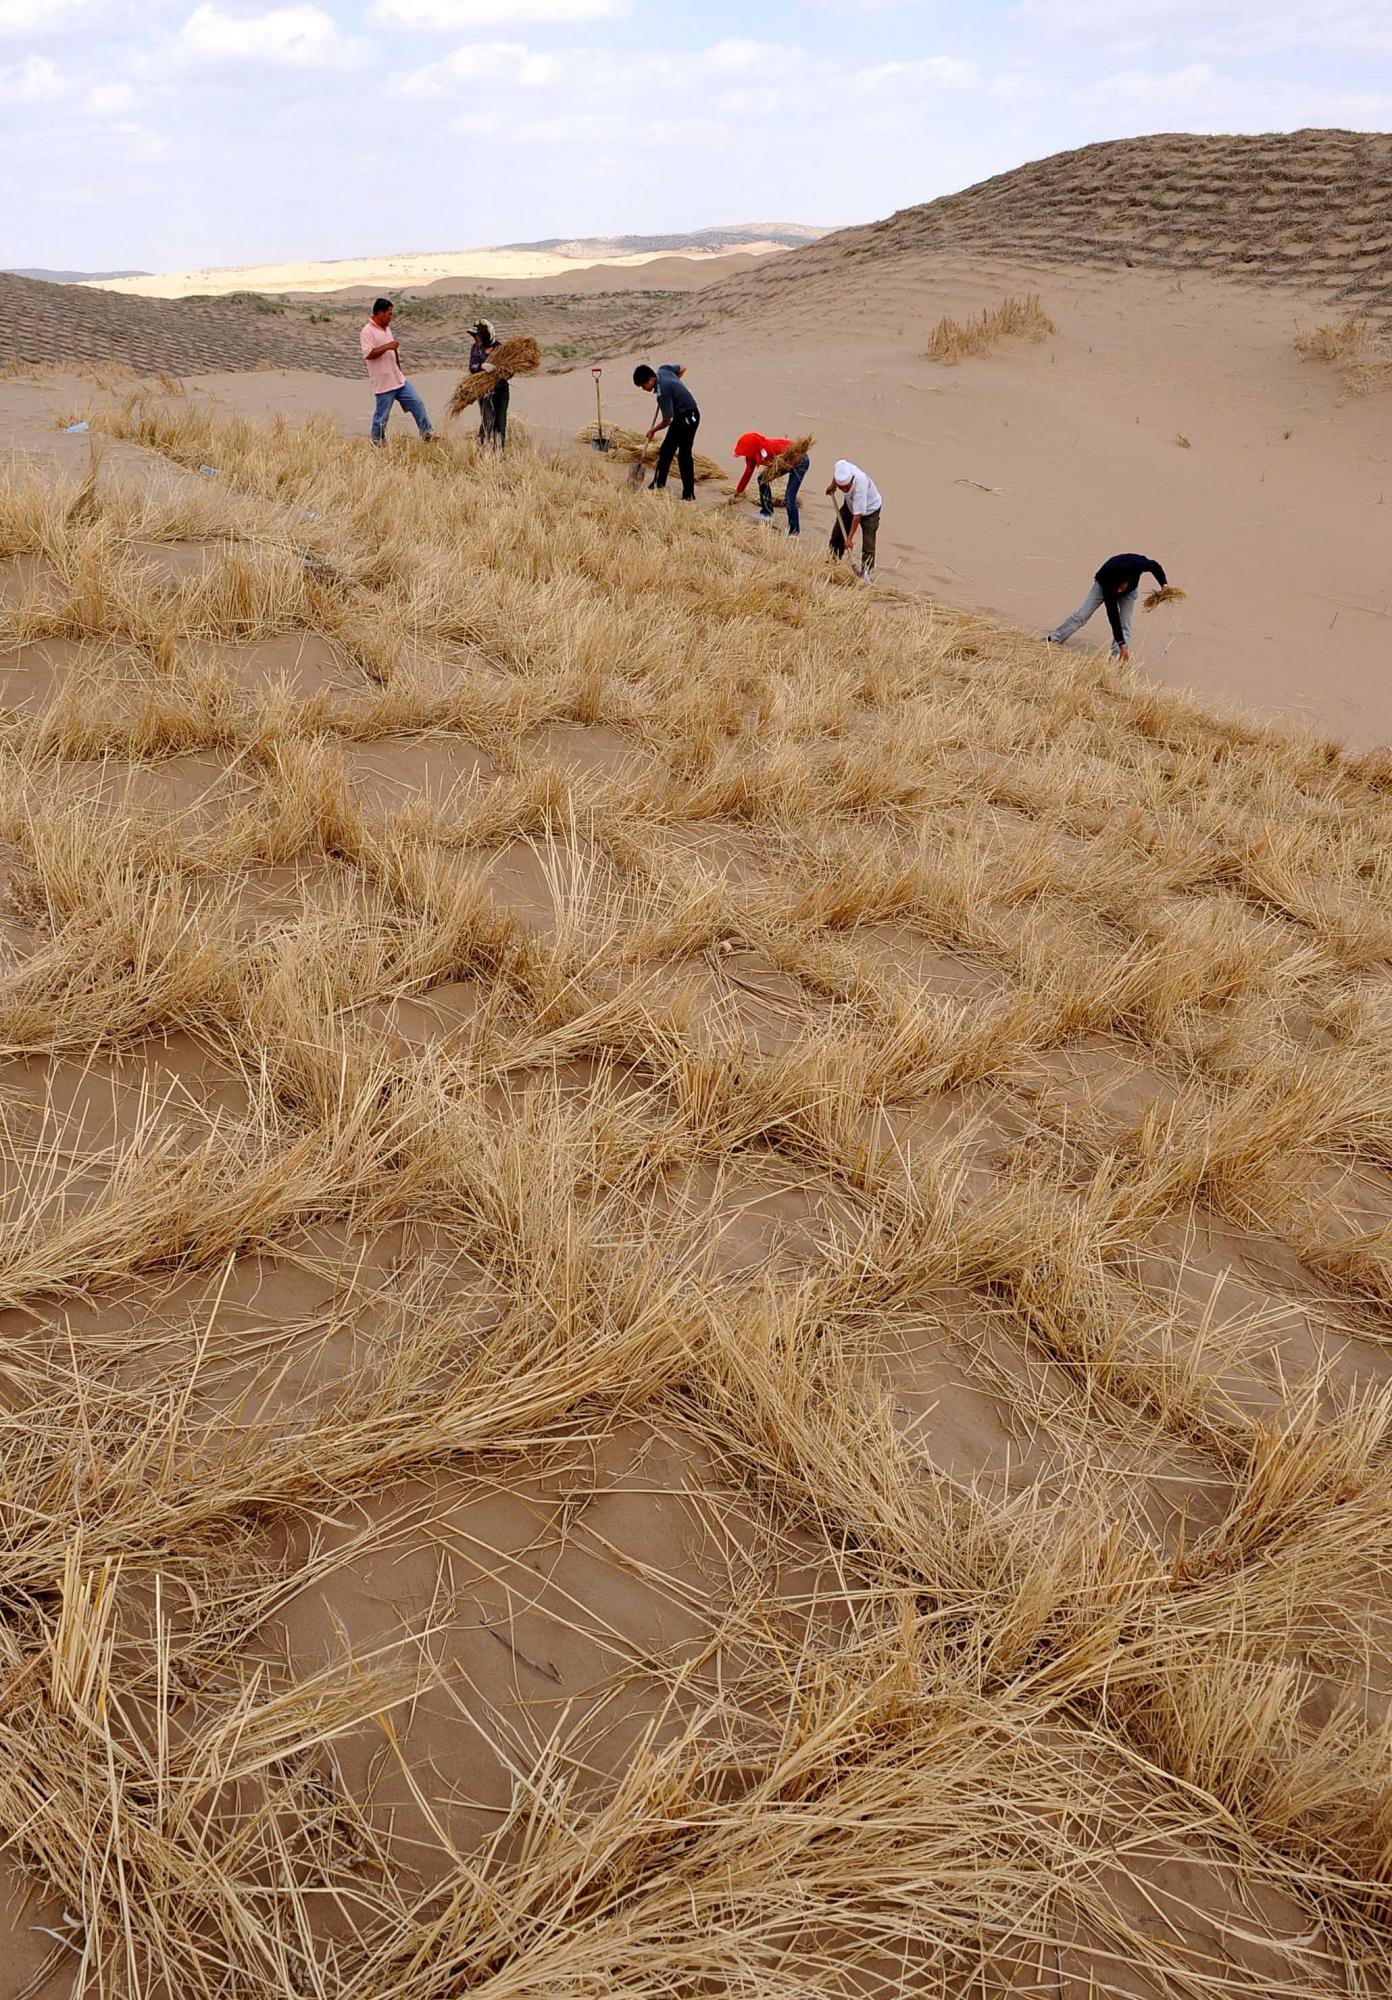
[927,293,1057,363]
[3,391,1392,1997]
[1295,315,1392,396]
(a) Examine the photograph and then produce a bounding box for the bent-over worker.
[1045,552,1169,662]
[734,432,810,536]
[827,459,882,579]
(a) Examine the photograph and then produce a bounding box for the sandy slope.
[149,252,1392,750]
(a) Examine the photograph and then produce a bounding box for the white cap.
[833,459,854,486]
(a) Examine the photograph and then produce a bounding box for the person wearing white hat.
[468,318,508,450]
[826,459,882,579]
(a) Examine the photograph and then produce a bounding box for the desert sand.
[87,241,794,300]
[105,248,1392,749]
[3,131,1392,1998]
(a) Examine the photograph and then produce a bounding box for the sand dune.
[86,240,793,301]
[3,130,1392,1997]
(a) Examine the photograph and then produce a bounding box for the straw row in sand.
[575,421,729,485]
[448,335,542,417]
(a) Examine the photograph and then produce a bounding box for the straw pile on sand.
[1144,584,1187,611]
[448,334,542,416]
[575,419,729,484]
[2,386,1392,1995]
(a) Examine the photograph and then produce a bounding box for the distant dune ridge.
[5,132,1392,379]
[79,226,819,301]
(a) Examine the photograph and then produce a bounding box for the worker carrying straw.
[469,319,508,451]
[827,460,882,580]
[633,362,701,501]
[1044,552,1178,662]
[733,433,812,536]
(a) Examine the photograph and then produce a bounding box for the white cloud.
[175,2,371,69]
[87,79,137,114]
[376,0,627,24]
[854,54,980,91]
[4,51,64,98]
[394,38,564,91]
[1080,58,1392,126]
[0,0,97,33]
[108,118,170,161]
[1015,1,1392,56]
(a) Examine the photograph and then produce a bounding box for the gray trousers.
[1049,581,1135,655]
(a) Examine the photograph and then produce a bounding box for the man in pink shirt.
[359,298,434,446]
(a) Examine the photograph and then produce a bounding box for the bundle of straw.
[574,422,729,486]
[448,335,542,417]
[1143,585,1187,612]
[756,434,814,485]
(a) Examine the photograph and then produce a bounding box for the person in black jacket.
[633,361,700,500]
[1045,552,1168,661]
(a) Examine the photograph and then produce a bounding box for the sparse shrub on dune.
[1295,314,1392,395]
[927,293,1057,363]
[0,387,1391,1992]
[1295,315,1374,364]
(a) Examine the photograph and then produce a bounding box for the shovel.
[628,431,654,488]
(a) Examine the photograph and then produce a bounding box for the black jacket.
[1095,553,1166,647]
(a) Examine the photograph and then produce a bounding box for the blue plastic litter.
[198,465,221,477]
[63,421,89,434]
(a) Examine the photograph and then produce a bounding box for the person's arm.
[1147,559,1168,589]
[734,458,757,496]
[365,337,399,358]
[1101,585,1127,650]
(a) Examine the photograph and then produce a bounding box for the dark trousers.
[830,502,881,575]
[479,377,509,450]
[653,410,699,499]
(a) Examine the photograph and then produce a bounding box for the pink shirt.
[360,320,405,392]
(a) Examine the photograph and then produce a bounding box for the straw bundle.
[574,422,729,485]
[757,434,814,485]
[448,335,542,417]
[1143,585,1187,612]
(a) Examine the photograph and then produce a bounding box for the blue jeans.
[758,454,810,534]
[371,380,433,444]
[784,455,809,535]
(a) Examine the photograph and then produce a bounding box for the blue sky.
[7,0,1391,271]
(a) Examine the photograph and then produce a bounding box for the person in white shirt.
[826,459,882,578]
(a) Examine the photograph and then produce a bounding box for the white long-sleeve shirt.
[840,464,882,517]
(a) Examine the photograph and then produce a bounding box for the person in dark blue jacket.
[633,361,699,501]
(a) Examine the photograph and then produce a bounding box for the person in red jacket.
[732,432,811,535]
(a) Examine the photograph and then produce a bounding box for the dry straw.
[1,383,1390,1995]
[448,334,542,416]
[757,434,814,484]
[928,294,1056,363]
[575,420,729,484]
[1143,585,1187,611]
